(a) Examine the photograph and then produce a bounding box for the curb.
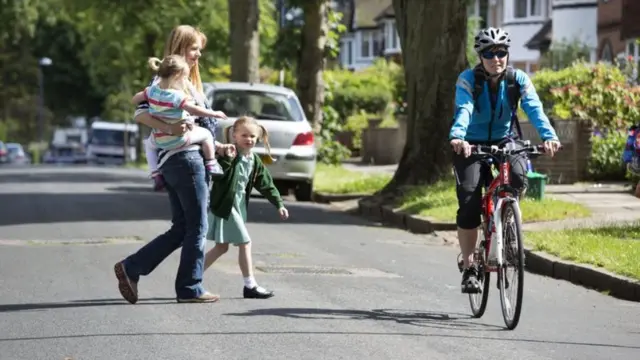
[350,198,640,302]
[356,199,457,233]
[311,192,369,204]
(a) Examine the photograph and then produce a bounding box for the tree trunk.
[228,0,260,83]
[296,0,327,132]
[383,0,467,192]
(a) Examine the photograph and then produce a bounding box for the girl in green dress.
[205,116,289,299]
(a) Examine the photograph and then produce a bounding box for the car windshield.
[90,129,136,146]
[210,89,304,121]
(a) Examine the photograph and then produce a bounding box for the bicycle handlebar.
[470,144,544,156]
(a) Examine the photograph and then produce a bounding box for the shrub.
[588,131,628,181]
[327,65,394,119]
[531,61,639,129]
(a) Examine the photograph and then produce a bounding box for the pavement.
[342,159,640,230]
[0,165,639,360]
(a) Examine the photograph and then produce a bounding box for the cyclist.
[449,27,561,293]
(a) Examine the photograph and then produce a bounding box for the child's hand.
[224,144,236,157]
[212,111,227,119]
[278,207,289,220]
[216,143,236,157]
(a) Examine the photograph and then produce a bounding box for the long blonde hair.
[226,116,273,161]
[163,25,207,93]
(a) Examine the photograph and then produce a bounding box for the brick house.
[597,0,640,63]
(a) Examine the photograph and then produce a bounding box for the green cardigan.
[209,153,283,220]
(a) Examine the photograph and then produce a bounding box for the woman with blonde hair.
[114,25,234,304]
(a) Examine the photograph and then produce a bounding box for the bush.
[316,79,351,165]
[588,131,628,181]
[327,65,394,119]
[531,61,639,129]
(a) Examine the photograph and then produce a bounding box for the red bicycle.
[456,141,551,330]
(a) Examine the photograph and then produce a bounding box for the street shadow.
[224,307,501,332]
[1,307,638,350]
[0,190,372,227]
[0,298,177,312]
[0,296,250,313]
[0,169,149,184]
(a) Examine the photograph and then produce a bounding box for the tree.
[382,0,468,192]
[228,0,260,82]
[296,0,328,132]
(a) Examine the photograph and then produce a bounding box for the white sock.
[243,276,257,289]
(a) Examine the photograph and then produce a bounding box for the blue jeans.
[123,150,209,299]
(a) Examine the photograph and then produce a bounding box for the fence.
[352,117,592,184]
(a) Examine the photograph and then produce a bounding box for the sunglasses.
[481,50,508,60]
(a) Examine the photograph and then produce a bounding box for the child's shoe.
[243,286,274,299]
[205,160,224,180]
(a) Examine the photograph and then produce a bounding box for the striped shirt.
[136,77,215,169]
[144,85,190,123]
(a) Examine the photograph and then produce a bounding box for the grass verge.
[314,163,392,195]
[525,223,640,280]
[397,179,592,223]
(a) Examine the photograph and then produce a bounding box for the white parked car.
[204,82,317,201]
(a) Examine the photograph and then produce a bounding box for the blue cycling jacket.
[449,68,558,142]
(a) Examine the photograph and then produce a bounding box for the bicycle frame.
[480,156,518,272]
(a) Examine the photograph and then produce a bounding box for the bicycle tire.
[469,260,490,318]
[498,200,525,330]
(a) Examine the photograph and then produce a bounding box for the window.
[530,0,541,16]
[514,0,542,19]
[373,32,382,56]
[514,0,527,18]
[600,41,613,63]
[211,90,304,122]
[391,23,398,49]
[361,32,371,58]
[341,40,353,65]
[470,0,490,28]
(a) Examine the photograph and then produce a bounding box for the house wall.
[597,0,625,61]
[551,0,598,61]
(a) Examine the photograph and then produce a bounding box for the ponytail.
[259,125,275,163]
[148,57,162,72]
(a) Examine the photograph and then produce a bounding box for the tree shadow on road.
[0,298,177,312]
[0,190,374,227]
[1,305,638,351]
[225,307,501,332]
[222,307,640,350]
[0,169,149,184]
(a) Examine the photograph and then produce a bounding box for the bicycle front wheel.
[498,200,525,330]
[469,246,490,318]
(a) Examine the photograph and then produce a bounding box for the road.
[0,166,638,360]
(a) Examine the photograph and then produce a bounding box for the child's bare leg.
[239,242,274,299]
[200,136,215,162]
[201,135,223,177]
[238,242,253,278]
[204,243,229,270]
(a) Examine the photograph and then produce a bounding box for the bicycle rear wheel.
[498,201,524,330]
[469,246,490,318]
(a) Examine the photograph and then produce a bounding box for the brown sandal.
[114,262,138,304]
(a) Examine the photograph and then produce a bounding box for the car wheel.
[294,181,313,202]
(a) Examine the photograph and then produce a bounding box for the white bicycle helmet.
[474,27,511,53]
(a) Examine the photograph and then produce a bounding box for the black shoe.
[461,265,481,294]
[243,286,274,299]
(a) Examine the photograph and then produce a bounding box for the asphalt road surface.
[0,165,638,360]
